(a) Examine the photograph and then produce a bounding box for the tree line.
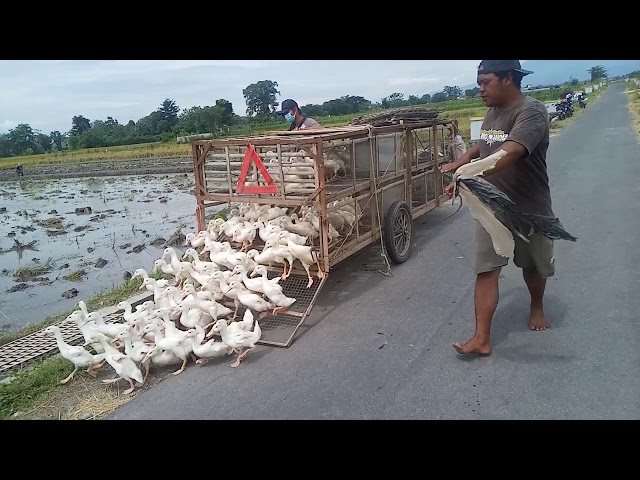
[0,64,613,159]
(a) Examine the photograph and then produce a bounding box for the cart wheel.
[384,201,412,264]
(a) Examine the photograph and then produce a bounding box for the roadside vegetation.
[625,77,640,141]
[0,74,614,420]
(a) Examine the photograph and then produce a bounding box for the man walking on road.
[440,60,555,355]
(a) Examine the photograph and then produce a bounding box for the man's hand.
[440,161,460,174]
[445,181,455,198]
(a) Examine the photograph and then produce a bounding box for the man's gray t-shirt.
[289,117,320,131]
[478,96,553,216]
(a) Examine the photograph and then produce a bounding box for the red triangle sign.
[236,143,279,194]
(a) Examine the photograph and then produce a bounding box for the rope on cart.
[369,125,393,277]
[413,131,463,221]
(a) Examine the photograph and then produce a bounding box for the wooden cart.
[190,119,458,346]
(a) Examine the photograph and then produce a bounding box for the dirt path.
[0,157,193,182]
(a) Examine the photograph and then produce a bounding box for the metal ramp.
[218,267,327,347]
[0,310,125,375]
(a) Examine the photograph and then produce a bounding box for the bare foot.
[529,307,550,331]
[452,337,492,355]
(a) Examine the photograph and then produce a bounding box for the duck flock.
[44,200,358,395]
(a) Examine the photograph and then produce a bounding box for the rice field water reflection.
[0,173,210,332]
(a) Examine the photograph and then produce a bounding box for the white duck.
[163,247,192,274]
[141,320,194,375]
[211,318,262,368]
[208,302,234,322]
[182,282,220,303]
[231,223,257,252]
[250,265,295,315]
[224,280,275,318]
[185,231,211,249]
[131,268,170,289]
[141,345,182,370]
[232,264,267,294]
[275,230,308,246]
[112,329,154,382]
[140,277,172,308]
[207,218,226,236]
[228,308,255,333]
[284,239,325,288]
[189,324,233,365]
[83,311,128,338]
[262,206,289,221]
[250,264,282,286]
[202,264,236,284]
[77,300,90,320]
[304,210,340,243]
[172,300,214,330]
[276,214,318,239]
[177,264,219,289]
[252,220,279,243]
[44,325,106,383]
[67,311,104,353]
[86,332,144,394]
[183,248,217,273]
[116,300,145,324]
[154,258,178,277]
[246,244,294,279]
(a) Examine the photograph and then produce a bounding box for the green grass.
[13,258,55,281]
[0,142,191,169]
[62,269,87,282]
[39,217,63,229]
[0,355,74,419]
[625,83,640,141]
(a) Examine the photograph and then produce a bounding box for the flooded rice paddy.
[0,173,213,333]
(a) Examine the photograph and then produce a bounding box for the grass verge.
[625,81,640,141]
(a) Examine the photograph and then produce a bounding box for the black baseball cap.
[276,99,299,115]
[477,60,533,76]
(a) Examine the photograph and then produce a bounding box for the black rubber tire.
[383,201,413,264]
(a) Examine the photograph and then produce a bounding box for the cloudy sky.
[0,60,487,135]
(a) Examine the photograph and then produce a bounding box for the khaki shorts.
[473,220,555,278]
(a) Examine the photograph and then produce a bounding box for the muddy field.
[0,157,192,182]
[0,167,223,333]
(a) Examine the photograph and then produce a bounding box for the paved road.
[109,84,639,420]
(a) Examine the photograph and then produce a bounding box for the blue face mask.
[284,112,295,123]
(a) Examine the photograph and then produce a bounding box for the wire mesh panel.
[412,172,428,208]
[215,268,326,347]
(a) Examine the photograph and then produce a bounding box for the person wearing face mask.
[276,99,321,131]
